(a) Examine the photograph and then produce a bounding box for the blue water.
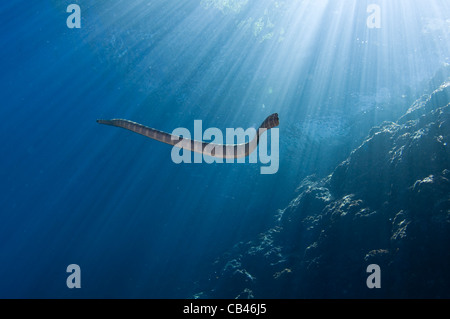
[0,0,449,298]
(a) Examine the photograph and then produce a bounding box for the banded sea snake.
[97,113,279,159]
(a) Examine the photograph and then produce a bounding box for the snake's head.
[271,113,279,127]
[260,113,279,129]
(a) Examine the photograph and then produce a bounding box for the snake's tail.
[97,119,114,125]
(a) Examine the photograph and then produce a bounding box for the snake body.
[97,113,279,159]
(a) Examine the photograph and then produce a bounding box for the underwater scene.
[1,0,449,299]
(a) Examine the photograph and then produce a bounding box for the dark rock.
[196,79,450,298]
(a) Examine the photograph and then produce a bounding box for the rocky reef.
[197,76,450,298]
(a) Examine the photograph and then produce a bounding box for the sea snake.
[97,113,279,159]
